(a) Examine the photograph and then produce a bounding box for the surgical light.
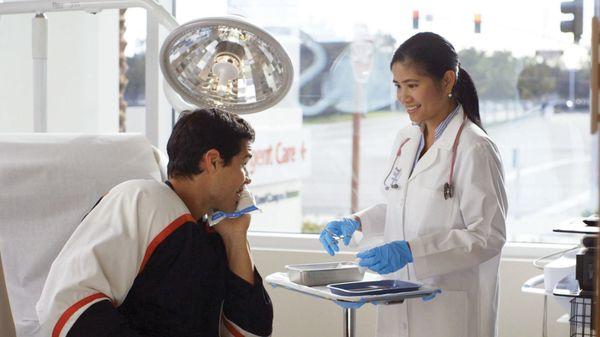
[0,0,295,139]
[160,16,293,114]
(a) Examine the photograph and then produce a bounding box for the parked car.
[553,98,589,113]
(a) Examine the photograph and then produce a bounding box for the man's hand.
[213,215,254,284]
[213,214,251,240]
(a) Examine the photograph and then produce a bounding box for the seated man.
[36,108,272,337]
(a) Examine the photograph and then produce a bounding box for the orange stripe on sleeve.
[52,293,110,337]
[53,214,195,337]
[224,318,245,337]
[139,214,195,273]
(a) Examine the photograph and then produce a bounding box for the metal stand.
[343,308,356,337]
[32,13,47,132]
[542,294,548,337]
[266,272,439,337]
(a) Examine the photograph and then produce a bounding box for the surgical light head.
[160,16,293,114]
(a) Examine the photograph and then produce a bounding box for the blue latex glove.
[422,289,442,302]
[334,301,365,309]
[319,218,360,256]
[356,240,413,274]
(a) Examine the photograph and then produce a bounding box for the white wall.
[251,246,571,337]
[0,10,118,133]
[0,13,33,131]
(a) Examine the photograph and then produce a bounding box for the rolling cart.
[265,272,440,337]
[554,274,595,336]
[553,217,598,336]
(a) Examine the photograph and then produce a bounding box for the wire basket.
[570,297,596,337]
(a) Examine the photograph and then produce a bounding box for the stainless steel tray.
[285,261,365,286]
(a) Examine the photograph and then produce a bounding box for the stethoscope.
[383,115,468,200]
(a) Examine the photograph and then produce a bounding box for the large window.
[166,0,597,243]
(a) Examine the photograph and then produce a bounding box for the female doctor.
[319,32,507,337]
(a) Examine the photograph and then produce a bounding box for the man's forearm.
[67,300,147,337]
[220,234,254,285]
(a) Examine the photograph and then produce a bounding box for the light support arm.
[0,0,178,142]
[0,0,178,31]
[0,0,294,149]
[32,13,47,132]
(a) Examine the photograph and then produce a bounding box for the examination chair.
[0,134,167,337]
[0,250,17,337]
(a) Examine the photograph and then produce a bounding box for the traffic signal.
[560,0,583,42]
[413,10,419,29]
[474,13,481,33]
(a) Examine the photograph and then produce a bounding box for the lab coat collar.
[407,105,465,181]
[431,104,466,151]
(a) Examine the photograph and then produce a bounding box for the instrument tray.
[327,280,421,296]
[285,262,364,286]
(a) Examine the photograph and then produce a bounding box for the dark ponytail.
[391,32,484,130]
[454,66,484,130]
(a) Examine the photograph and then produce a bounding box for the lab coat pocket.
[411,290,467,337]
[405,185,455,236]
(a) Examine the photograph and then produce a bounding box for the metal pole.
[32,13,47,132]
[512,148,520,220]
[342,308,356,337]
[0,1,178,31]
[145,12,160,146]
[569,69,576,110]
[542,295,548,337]
[351,112,360,213]
[349,30,373,214]
[351,83,363,213]
[594,1,600,334]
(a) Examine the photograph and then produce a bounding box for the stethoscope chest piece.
[384,183,400,191]
[443,182,454,200]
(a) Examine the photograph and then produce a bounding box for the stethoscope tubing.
[383,116,468,199]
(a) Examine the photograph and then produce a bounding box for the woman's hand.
[319,218,360,256]
[356,240,413,274]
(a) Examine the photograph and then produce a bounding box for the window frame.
[247,232,577,260]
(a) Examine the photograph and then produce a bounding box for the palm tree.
[119,9,128,132]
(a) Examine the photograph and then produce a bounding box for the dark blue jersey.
[37,180,272,337]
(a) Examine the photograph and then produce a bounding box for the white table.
[266,272,439,337]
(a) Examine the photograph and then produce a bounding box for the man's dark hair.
[167,108,255,178]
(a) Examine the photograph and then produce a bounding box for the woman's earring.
[447,92,453,99]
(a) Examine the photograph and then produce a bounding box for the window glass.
[171,0,597,243]
[122,8,147,134]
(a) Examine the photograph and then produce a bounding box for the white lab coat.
[355,106,507,337]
